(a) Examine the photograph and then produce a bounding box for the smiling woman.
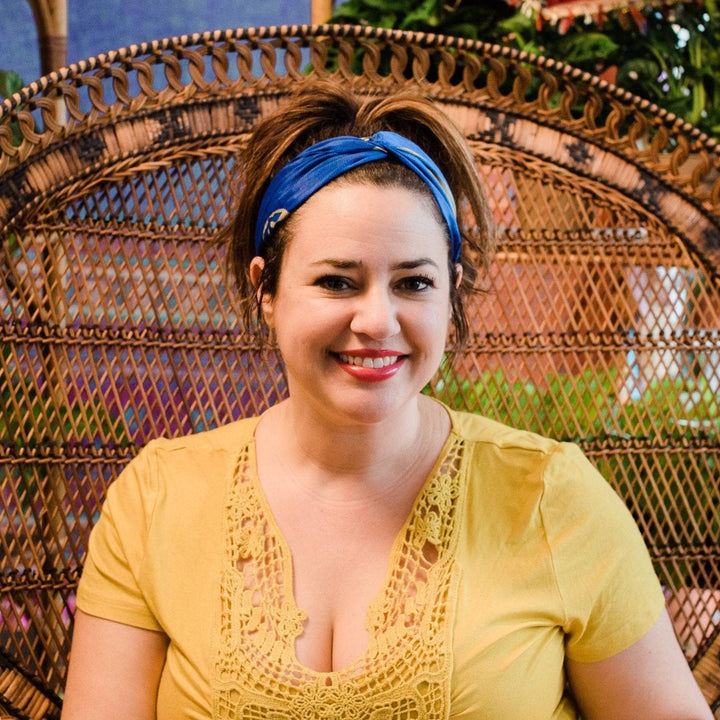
[59,81,714,719]
[251,182,454,425]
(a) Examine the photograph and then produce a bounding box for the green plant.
[425,361,627,439]
[330,0,515,35]
[331,0,720,137]
[0,68,26,145]
[425,360,719,440]
[0,68,23,100]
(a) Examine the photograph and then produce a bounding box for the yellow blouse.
[77,406,665,719]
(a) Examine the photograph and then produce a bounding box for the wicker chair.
[0,24,718,719]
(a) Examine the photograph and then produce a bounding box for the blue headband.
[254,131,462,262]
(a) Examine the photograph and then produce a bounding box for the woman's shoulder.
[112,416,260,500]
[446,405,559,456]
[444,405,605,499]
[144,415,260,457]
[99,416,261,538]
[445,405,633,535]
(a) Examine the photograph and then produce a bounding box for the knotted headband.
[254,131,462,262]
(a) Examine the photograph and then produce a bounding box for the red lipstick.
[334,350,405,382]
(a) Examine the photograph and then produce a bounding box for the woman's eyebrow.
[393,258,440,271]
[310,258,360,269]
[309,257,440,270]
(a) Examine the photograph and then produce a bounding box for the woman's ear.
[249,256,275,328]
[450,263,463,321]
[454,262,463,290]
[249,256,264,295]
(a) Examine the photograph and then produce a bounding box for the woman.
[62,83,713,719]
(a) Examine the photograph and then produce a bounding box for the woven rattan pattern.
[1,24,719,717]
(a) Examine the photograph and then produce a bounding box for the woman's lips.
[334,351,405,381]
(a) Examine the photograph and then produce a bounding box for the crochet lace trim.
[212,433,465,719]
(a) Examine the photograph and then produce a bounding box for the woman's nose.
[349,286,401,339]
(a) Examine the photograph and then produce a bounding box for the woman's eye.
[315,275,352,291]
[397,275,436,292]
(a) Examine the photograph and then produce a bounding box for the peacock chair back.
[0,24,718,718]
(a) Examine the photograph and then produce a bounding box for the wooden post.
[26,0,67,122]
[311,0,334,24]
[26,0,68,75]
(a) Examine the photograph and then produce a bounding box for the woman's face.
[252,181,457,427]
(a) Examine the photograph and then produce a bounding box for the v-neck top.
[77,406,665,719]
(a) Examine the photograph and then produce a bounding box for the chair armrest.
[691,625,720,717]
[0,648,61,720]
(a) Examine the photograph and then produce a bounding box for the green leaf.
[0,69,24,99]
[362,0,417,10]
[496,11,534,37]
[402,0,442,29]
[557,33,618,65]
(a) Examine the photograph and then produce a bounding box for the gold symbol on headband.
[262,208,290,241]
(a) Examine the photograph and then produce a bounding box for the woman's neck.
[257,395,448,500]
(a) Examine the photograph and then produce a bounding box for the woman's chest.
[207,438,466,718]
[266,466,439,672]
[279,517,411,673]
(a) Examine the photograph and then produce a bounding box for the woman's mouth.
[338,353,400,368]
[334,351,405,381]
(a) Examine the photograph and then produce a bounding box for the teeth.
[339,354,399,368]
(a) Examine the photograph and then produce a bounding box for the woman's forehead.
[283,182,450,258]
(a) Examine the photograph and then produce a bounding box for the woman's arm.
[61,609,169,720]
[566,608,713,720]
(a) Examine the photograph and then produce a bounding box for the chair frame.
[1,24,718,718]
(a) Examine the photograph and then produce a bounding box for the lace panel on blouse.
[212,433,465,720]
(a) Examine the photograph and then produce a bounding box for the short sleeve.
[76,442,163,631]
[540,443,666,663]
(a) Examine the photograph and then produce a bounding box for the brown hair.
[224,82,495,348]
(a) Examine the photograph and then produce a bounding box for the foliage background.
[330,0,720,138]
